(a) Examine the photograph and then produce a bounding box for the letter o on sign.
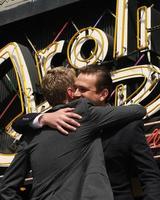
[67,27,113,68]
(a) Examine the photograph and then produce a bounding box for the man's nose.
[74,88,82,98]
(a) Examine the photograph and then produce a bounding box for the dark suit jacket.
[102,120,160,200]
[0,98,146,200]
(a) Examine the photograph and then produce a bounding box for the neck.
[98,101,106,106]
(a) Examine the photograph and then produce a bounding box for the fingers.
[62,107,75,112]
[57,121,77,135]
[63,117,80,127]
[65,112,82,120]
[61,108,81,118]
[57,125,69,135]
[59,119,78,130]
[62,107,82,120]
[43,107,82,135]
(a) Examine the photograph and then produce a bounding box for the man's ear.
[67,87,74,99]
[100,88,109,102]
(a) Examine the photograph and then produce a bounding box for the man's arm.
[34,104,146,133]
[90,104,146,130]
[0,141,30,200]
[12,102,146,135]
[12,108,81,135]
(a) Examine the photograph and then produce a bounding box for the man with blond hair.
[0,66,146,200]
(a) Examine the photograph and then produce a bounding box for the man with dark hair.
[0,66,146,200]
[72,64,160,200]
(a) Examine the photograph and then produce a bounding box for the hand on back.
[39,108,81,135]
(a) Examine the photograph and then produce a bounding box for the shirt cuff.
[32,114,44,128]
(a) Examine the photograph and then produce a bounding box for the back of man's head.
[42,66,76,107]
[78,64,113,98]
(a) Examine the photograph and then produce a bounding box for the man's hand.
[39,108,81,135]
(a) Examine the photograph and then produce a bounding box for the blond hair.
[42,66,76,107]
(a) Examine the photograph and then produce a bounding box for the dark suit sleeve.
[90,104,146,130]
[130,121,160,200]
[0,140,30,200]
[12,113,40,134]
